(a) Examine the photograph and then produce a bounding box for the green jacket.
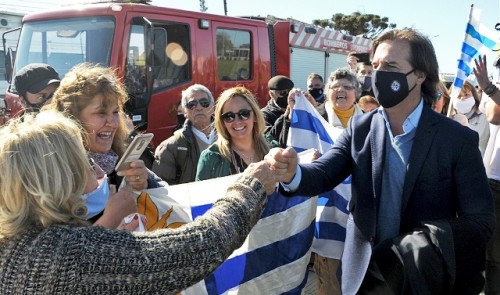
[196,136,279,181]
[196,144,231,181]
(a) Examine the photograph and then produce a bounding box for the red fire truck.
[1,0,372,146]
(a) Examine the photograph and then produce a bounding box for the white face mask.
[453,96,475,114]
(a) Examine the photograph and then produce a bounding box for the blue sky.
[3,0,500,74]
[152,0,500,74]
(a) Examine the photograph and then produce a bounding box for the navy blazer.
[291,105,495,292]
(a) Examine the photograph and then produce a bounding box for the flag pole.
[446,4,476,117]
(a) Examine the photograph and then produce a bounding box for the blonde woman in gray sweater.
[0,110,276,294]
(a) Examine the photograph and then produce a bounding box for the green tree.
[216,31,234,57]
[199,0,208,12]
[313,12,396,39]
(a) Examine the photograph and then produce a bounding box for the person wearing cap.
[261,75,317,148]
[261,75,294,148]
[14,63,60,112]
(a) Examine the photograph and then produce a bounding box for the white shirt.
[479,95,500,180]
[192,126,215,145]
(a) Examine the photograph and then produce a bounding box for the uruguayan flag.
[144,174,317,294]
[287,95,351,259]
[451,6,499,98]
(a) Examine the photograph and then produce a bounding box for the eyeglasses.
[221,109,252,123]
[329,84,355,91]
[186,98,211,110]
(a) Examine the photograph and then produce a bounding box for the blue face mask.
[358,75,372,91]
[83,175,109,219]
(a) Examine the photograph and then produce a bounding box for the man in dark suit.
[266,28,495,294]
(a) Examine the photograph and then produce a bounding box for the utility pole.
[223,0,227,16]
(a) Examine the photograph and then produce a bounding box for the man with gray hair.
[152,84,216,184]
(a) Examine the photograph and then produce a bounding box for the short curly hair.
[325,67,362,99]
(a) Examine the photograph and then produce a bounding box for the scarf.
[88,150,119,174]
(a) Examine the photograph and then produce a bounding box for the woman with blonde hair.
[196,86,276,180]
[0,110,276,293]
[45,63,159,226]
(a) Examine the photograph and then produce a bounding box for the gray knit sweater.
[0,175,266,294]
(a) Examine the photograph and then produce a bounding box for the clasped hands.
[245,147,299,195]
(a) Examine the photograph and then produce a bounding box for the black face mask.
[308,88,324,100]
[275,96,287,108]
[273,89,289,109]
[23,93,53,112]
[372,69,416,108]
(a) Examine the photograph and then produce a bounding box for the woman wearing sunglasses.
[196,86,277,180]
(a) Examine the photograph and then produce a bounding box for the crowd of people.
[0,27,498,294]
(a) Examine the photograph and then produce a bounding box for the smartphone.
[115,133,154,171]
[352,52,370,64]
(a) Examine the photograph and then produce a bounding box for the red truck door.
[123,11,272,147]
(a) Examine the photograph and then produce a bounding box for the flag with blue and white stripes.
[287,95,352,259]
[150,173,316,294]
[451,5,499,98]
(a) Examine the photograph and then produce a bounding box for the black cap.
[494,56,500,68]
[14,63,60,95]
[268,75,294,90]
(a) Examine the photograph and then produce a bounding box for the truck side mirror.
[2,27,21,83]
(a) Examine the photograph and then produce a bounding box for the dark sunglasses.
[186,98,211,110]
[221,109,252,123]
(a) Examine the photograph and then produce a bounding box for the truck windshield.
[14,16,115,80]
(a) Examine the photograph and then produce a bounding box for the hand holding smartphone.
[115,133,154,172]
